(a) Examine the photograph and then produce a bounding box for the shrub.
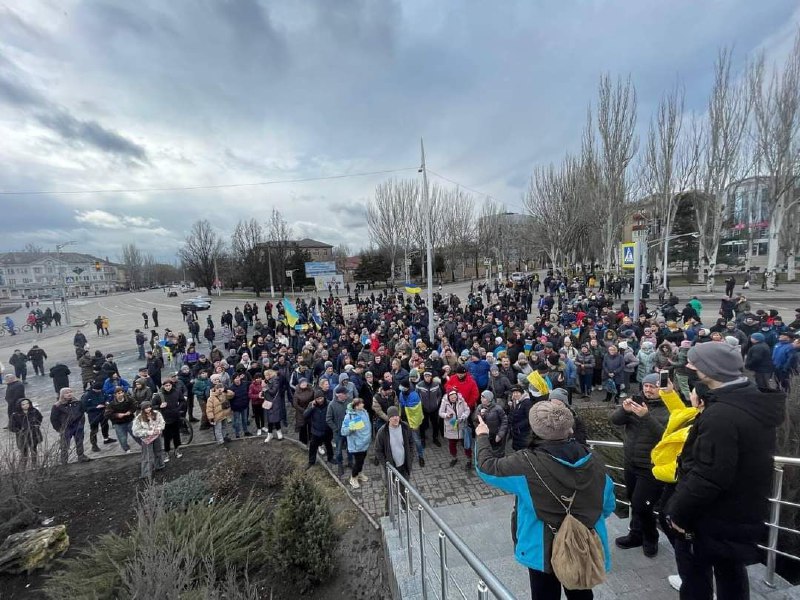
[206,450,248,498]
[44,487,270,600]
[262,451,293,488]
[270,472,336,589]
[161,470,210,510]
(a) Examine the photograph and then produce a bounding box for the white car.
[193,295,212,303]
[510,272,525,283]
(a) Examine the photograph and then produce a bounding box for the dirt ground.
[0,439,391,600]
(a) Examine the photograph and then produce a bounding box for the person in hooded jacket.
[326,385,352,474]
[507,385,534,451]
[439,389,471,469]
[610,373,668,558]
[83,381,117,452]
[48,362,71,398]
[155,380,184,459]
[341,397,372,488]
[472,390,508,457]
[104,387,141,453]
[665,342,786,600]
[229,372,251,438]
[305,389,335,466]
[50,387,90,464]
[262,369,283,441]
[10,398,43,468]
[476,401,616,600]
[744,332,774,389]
[416,371,442,447]
[293,377,314,444]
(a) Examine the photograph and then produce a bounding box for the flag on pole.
[283,298,299,327]
[312,307,323,328]
[404,282,422,294]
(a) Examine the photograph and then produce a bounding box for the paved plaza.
[1,281,799,516]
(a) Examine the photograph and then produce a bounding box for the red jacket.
[248,381,265,407]
[445,373,479,409]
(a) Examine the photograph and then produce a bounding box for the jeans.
[89,418,110,448]
[623,469,664,543]
[674,538,749,600]
[308,433,333,464]
[213,419,230,443]
[333,431,351,467]
[59,427,85,464]
[140,437,165,479]
[232,409,249,437]
[528,568,593,599]
[580,372,593,395]
[14,365,27,382]
[419,409,440,442]
[113,422,142,452]
[410,428,424,459]
[137,344,145,360]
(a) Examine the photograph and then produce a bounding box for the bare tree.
[749,32,800,288]
[593,74,639,273]
[266,209,294,294]
[641,84,696,288]
[477,197,507,279]
[231,218,269,296]
[121,243,144,290]
[525,155,591,272]
[178,220,225,294]
[332,243,351,273]
[367,179,418,283]
[693,48,753,291]
[22,243,43,253]
[440,187,476,280]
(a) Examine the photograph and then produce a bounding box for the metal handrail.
[587,438,800,588]
[385,463,516,600]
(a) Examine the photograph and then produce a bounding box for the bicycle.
[0,325,20,336]
[178,416,194,446]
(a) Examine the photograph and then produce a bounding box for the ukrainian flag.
[283,298,299,327]
[404,282,422,294]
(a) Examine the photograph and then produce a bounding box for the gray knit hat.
[549,388,569,403]
[687,342,744,383]
[529,401,574,441]
[641,373,660,387]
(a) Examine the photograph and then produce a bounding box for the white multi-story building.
[0,252,123,299]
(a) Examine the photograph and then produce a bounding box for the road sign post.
[633,240,641,320]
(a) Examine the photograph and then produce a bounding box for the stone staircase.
[382,495,800,599]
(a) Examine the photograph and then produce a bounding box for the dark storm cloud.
[0,0,799,259]
[35,110,148,162]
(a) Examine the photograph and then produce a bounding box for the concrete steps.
[382,494,800,599]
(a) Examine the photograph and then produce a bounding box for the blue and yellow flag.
[283,298,299,327]
[404,282,422,294]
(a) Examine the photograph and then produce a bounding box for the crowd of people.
[2,271,799,599]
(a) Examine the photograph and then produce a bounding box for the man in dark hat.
[666,341,785,599]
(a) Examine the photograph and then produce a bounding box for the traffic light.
[95,261,101,271]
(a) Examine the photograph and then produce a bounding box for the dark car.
[180,299,211,311]
[167,290,178,297]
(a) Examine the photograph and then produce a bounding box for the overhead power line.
[0,167,417,196]
[427,169,525,212]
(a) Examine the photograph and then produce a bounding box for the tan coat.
[206,389,234,423]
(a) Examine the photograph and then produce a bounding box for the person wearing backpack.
[476,401,615,599]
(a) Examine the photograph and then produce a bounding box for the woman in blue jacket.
[341,397,372,489]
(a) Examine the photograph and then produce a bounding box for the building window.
[7,269,13,275]
[33,267,42,274]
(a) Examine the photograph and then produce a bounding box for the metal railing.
[385,464,515,600]
[587,439,800,588]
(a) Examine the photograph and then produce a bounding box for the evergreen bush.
[161,470,210,510]
[270,471,336,588]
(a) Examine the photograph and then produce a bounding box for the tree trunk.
[787,249,796,281]
[766,196,786,290]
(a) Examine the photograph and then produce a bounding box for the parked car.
[181,299,211,311]
[167,290,178,297]
[193,295,212,303]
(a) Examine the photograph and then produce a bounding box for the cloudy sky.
[0,1,798,262]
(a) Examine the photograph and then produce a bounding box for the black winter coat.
[374,421,415,473]
[744,342,774,374]
[155,386,184,424]
[303,400,330,437]
[49,364,71,394]
[666,380,785,563]
[610,396,668,473]
[508,395,534,450]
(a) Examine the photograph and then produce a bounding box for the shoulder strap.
[521,451,576,515]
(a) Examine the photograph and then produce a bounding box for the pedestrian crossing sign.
[620,242,636,270]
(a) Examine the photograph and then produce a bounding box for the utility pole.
[420,138,435,342]
[56,241,76,325]
[214,257,221,297]
[267,245,275,297]
[633,240,642,321]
